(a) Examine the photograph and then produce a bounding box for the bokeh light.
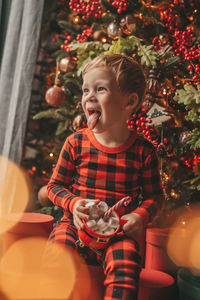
[0,156,30,234]
[188,218,200,274]
[167,205,200,272]
[0,236,91,299]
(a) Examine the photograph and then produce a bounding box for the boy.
[47,54,163,300]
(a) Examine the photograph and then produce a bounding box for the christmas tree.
[22,0,200,226]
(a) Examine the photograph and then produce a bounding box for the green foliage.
[37,205,64,223]
[174,85,200,115]
[187,128,200,150]
[104,37,138,54]
[174,85,200,151]
[105,36,158,67]
[33,108,66,120]
[160,55,180,69]
[183,173,200,191]
[55,119,70,136]
[137,44,157,67]
[70,41,110,76]
[58,20,80,36]
[33,107,74,121]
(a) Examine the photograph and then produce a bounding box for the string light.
[162,88,167,95]
[31,166,36,172]
[72,15,81,24]
[49,153,54,157]
[170,189,179,198]
[100,37,108,43]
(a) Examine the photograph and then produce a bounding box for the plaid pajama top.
[47,128,163,225]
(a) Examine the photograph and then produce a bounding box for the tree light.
[100,37,107,43]
[163,88,167,95]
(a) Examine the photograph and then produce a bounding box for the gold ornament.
[93,30,108,42]
[59,56,77,73]
[146,67,160,95]
[143,67,160,111]
[107,21,120,38]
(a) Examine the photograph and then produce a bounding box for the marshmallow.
[85,201,119,235]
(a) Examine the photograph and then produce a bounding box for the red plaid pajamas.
[47,128,164,299]
[47,221,141,300]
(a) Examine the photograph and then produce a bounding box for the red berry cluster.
[127,106,168,150]
[127,107,155,143]
[107,0,128,14]
[152,36,163,51]
[77,25,93,43]
[69,0,103,20]
[60,32,73,52]
[51,33,59,43]
[180,153,200,168]
[158,6,178,33]
[173,29,200,81]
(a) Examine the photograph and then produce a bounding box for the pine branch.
[33,107,73,121]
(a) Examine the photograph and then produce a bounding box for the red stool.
[145,227,178,276]
[138,268,175,300]
[2,212,54,253]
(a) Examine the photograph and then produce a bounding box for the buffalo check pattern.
[47,127,164,300]
[47,222,141,300]
[48,128,164,224]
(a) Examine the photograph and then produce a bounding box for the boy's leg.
[48,221,78,248]
[103,237,141,300]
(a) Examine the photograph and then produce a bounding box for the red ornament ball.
[45,85,66,107]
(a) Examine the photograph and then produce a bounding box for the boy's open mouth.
[87,109,101,130]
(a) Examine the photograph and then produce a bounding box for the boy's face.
[82,67,129,133]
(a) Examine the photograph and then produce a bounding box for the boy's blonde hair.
[82,54,146,108]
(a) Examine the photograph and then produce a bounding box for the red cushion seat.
[138,268,175,300]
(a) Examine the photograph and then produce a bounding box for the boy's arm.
[132,148,164,226]
[47,138,82,213]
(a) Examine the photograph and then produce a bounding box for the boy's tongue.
[87,111,101,130]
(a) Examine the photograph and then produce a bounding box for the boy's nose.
[88,96,97,102]
[86,92,97,102]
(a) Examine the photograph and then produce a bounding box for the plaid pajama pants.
[46,221,141,300]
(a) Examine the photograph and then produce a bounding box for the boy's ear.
[125,93,139,111]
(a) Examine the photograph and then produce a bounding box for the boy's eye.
[83,88,89,93]
[98,86,106,91]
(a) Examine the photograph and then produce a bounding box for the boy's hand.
[73,199,99,230]
[121,213,143,239]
